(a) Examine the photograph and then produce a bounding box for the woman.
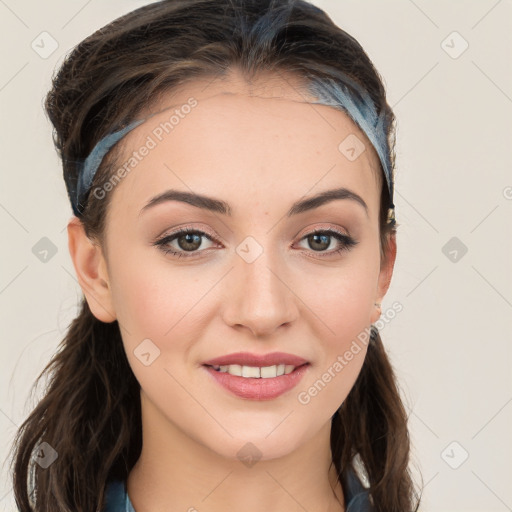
[11,0,421,510]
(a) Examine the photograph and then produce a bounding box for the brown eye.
[297,229,358,256]
[154,228,217,258]
[175,232,203,252]
[306,233,331,251]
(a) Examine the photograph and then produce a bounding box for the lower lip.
[203,364,310,400]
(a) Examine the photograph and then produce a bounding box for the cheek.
[108,261,215,407]
[313,274,375,331]
[297,252,378,339]
[107,251,220,357]
[293,253,378,402]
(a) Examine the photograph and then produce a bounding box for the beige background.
[1,1,511,510]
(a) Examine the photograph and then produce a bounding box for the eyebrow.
[140,187,369,218]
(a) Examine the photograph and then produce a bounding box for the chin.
[210,435,301,464]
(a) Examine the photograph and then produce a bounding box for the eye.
[154,227,218,258]
[296,228,358,257]
[153,226,358,259]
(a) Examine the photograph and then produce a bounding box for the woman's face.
[91,69,394,461]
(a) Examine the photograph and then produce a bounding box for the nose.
[222,247,299,338]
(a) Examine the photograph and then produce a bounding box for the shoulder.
[102,480,134,512]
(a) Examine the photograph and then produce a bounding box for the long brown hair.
[11,1,421,510]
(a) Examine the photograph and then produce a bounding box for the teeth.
[211,364,298,378]
[242,365,260,378]
[260,365,277,378]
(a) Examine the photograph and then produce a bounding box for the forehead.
[108,69,382,218]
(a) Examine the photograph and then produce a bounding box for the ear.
[370,232,397,324]
[67,216,117,323]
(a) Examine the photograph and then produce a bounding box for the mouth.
[202,362,310,400]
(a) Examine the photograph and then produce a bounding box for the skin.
[68,68,396,512]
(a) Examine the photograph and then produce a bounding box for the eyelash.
[153,226,358,259]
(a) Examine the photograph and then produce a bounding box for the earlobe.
[371,232,397,324]
[67,216,117,323]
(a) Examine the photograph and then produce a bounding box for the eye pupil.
[179,233,202,251]
[308,233,330,251]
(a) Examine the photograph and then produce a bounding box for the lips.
[203,362,310,400]
[202,351,311,400]
[202,351,309,367]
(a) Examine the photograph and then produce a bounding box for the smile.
[203,363,310,400]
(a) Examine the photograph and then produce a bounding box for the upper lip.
[202,352,309,367]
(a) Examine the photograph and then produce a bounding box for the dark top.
[103,468,373,511]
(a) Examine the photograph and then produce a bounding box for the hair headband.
[70,75,395,225]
